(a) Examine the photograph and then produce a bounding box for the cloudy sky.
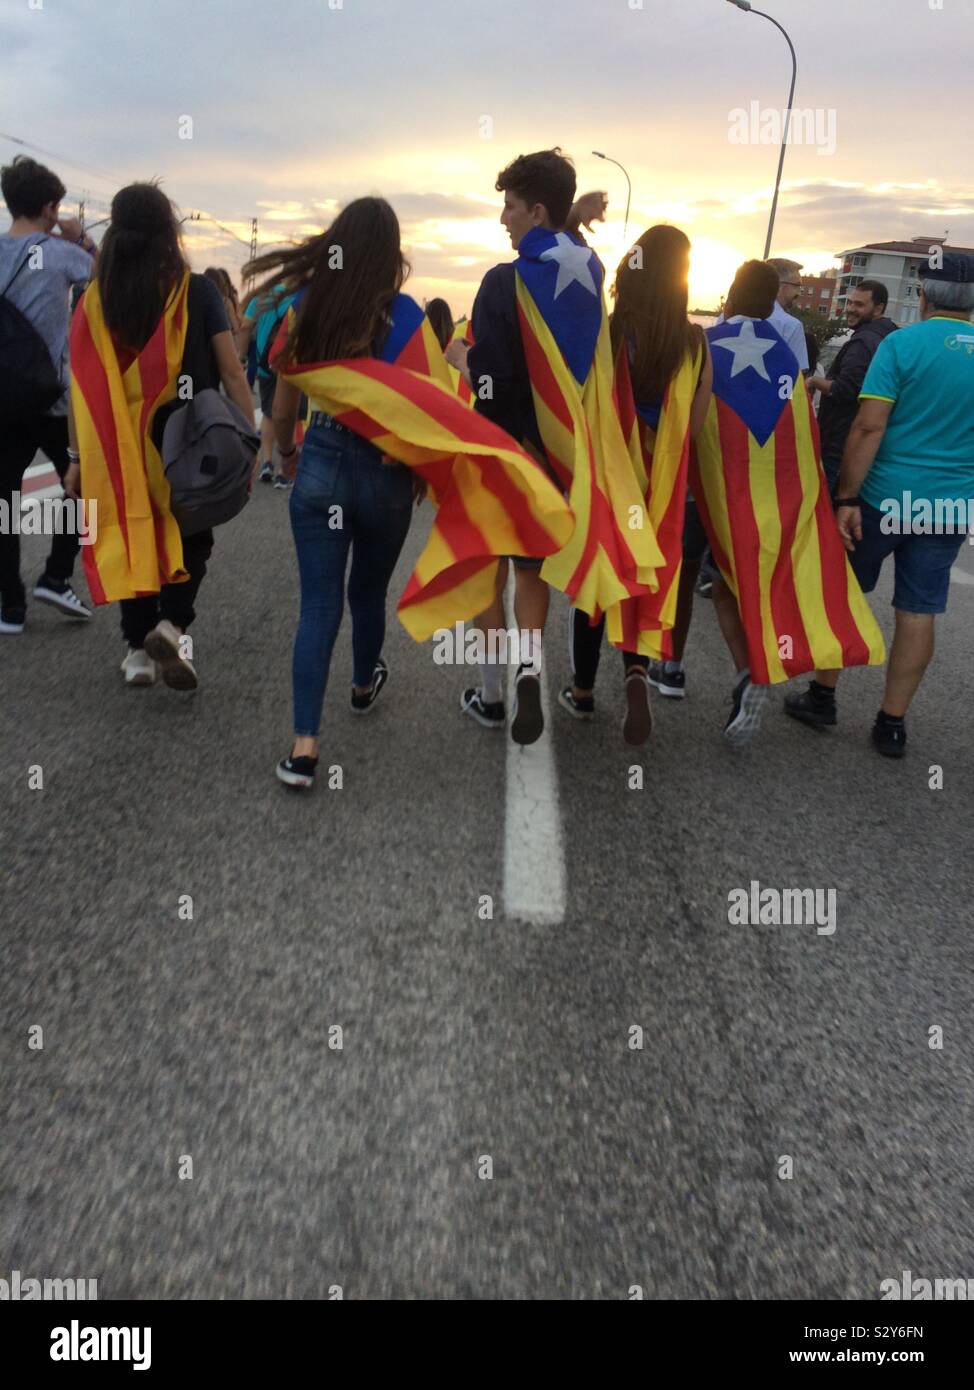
[4,0,972,311]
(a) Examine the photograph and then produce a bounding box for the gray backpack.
[161,388,260,535]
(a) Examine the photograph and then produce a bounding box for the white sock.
[479,662,504,705]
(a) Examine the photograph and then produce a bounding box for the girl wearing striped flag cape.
[560,225,713,742]
[248,197,572,790]
[66,183,255,690]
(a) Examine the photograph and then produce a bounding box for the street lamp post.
[726,0,798,259]
[592,150,632,249]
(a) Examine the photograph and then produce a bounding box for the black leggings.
[0,413,78,605]
[569,607,648,690]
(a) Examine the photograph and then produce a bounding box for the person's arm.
[566,190,608,237]
[833,399,894,548]
[809,336,870,404]
[212,330,255,425]
[272,376,302,477]
[236,313,255,362]
[467,267,524,433]
[445,338,471,385]
[689,338,713,440]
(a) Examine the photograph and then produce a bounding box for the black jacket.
[817,316,897,463]
[467,262,544,456]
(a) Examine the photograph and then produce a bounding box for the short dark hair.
[495,148,576,229]
[854,278,888,310]
[1,155,67,219]
[725,259,779,319]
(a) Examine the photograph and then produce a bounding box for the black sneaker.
[32,576,91,620]
[695,574,713,598]
[558,686,594,720]
[258,462,274,484]
[511,665,544,745]
[0,604,26,635]
[648,661,686,698]
[460,686,505,729]
[872,713,907,759]
[276,754,318,789]
[273,473,293,490]
[723,671,768,748]
[622,668,653,745]
[351,657,388,714]
[784,683,837,731]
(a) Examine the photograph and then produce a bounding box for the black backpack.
[161,388,260,536]
[0,237,63,420]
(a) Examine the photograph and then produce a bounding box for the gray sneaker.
[723,671,768,748]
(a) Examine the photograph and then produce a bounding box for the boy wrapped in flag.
[689,260,885,747]
[447,150,662,744]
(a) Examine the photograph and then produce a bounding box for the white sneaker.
[121,648,157,686]
[143,618,198,691]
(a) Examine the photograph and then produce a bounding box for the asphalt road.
[2,480,973,1299]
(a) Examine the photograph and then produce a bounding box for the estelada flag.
[274,291,573,639]
[610,339,703,657]
[448,316,474,404]
[690,316,885,683]
[70,272,191,604]
[513,226,663,621]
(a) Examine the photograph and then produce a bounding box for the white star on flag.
[539,232,599,299]
[710,318,777,381]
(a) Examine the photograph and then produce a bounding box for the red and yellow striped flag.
[276,293,573,639]
[691,317,884,682]
[448,316,474,404]
[608,341,702,657]
[70,273,191,604]
[513,228,663,620]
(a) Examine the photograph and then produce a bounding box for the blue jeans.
[289,420,413,737]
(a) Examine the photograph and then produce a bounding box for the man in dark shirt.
[807,279,897,493]
[447,151,604,744]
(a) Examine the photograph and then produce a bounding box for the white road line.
[950,565,974,587]
[503,660,566,925]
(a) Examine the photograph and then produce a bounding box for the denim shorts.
[848,500,966,615]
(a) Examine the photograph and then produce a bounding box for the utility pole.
[250,218,258,264]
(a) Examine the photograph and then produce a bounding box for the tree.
[792,305,847,352]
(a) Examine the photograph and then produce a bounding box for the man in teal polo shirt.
[785,249,974,758]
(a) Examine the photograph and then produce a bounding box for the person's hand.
[57,216,85,244]
[807,376,828,394]
[570,190,608,232]
[444,340,468,371]
[64,460,81,500]
[835,504,862,551]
